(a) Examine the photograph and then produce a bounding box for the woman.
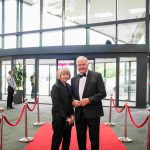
[51,67,74,150]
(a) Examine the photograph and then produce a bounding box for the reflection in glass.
[4,0,17,33]
[0,36,2,48]
[25,59,35,100]
[43,0,62,29]
[90,25,115,44]
[0,1,2,34]
[39,59,56,103]
[2,61,11,101]
[95,58,116,101]
[88,0,116,23]
[88,60,94,71]
[65,0,86,26]
[118,22,145,44]
[118,0,146,20]
[23,0,40,31]
[4,36,16,49]
[119,57,136,105]
[65,29,86,45]
[22,33,39,47]
[42,31,62,46]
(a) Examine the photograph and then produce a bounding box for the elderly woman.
[51,67,74,150]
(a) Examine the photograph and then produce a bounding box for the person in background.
[71,56,106,150]
[30,75,35,98]
[51,67,74,150]
[7,70,16,109]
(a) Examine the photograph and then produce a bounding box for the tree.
[14,63,24,90]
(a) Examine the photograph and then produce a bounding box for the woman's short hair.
[57,67,71,80]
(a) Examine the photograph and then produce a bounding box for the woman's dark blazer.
[71,70,106,120]
[51,80,74,121]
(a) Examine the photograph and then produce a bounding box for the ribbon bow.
[79,73,86,78]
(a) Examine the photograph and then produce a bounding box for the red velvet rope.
[27,97,38,111]
[112,99,126,113]
[127,105,148,128]
[3,105,26,126]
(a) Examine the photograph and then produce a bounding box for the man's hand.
[72,100,80,107]
[80,98,90,106]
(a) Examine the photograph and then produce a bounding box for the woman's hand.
[66,117,72,125]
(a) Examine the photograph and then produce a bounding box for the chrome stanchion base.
[33,122,45,126]
[104,122,116,126]
[19,137,34,142]
[118,137,133,143]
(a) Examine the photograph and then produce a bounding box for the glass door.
[119,57,136,106]
[39,59,56,104]
[95,58,116,106]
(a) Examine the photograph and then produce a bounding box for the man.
[71,56,106,150]
[7,70,16,109]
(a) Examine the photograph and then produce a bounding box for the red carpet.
[25,123,127,150]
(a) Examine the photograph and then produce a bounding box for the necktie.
[80,73,86,78]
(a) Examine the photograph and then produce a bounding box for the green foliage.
[106,68,116,78]
[14,63,24,89]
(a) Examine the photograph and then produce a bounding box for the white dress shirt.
[79,71,88,100]
[7,75,16,89]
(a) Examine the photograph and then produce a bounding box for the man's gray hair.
[76,56,88,64]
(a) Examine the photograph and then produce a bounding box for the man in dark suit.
[71,56,106,150]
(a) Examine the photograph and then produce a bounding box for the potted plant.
[13,63,24,104]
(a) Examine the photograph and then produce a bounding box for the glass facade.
[89,25,116,44]
[65,0,86,26]
[88,0,116,23]
[0,0,147,48]
[4,0,17,33]
[0,0,149,107]
[118,0,146,20]
[22,0,40,31]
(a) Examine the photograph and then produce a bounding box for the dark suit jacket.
[71,70,106,120]
[51,80,74,121]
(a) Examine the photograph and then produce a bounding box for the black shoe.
[7,107,15,109]
[10,107,15,109]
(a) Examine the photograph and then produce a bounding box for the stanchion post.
[147,107,150,150]
[105,95,115,126]
[118,102,132,143]
[19,98,34,142]
[33,93,44,126]
[0,107,4,150]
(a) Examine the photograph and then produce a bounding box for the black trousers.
[51,119,72,150]
[7,86,14,108]
[75,114,100,150]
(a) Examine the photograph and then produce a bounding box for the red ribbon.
[127,105,148,128]
[27,97,38,111]
[112,99,126,113]
[3,105,26,126]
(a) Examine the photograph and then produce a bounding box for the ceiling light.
[129,8,145,14]
[68,16,86,20]
[95,12,113,18]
